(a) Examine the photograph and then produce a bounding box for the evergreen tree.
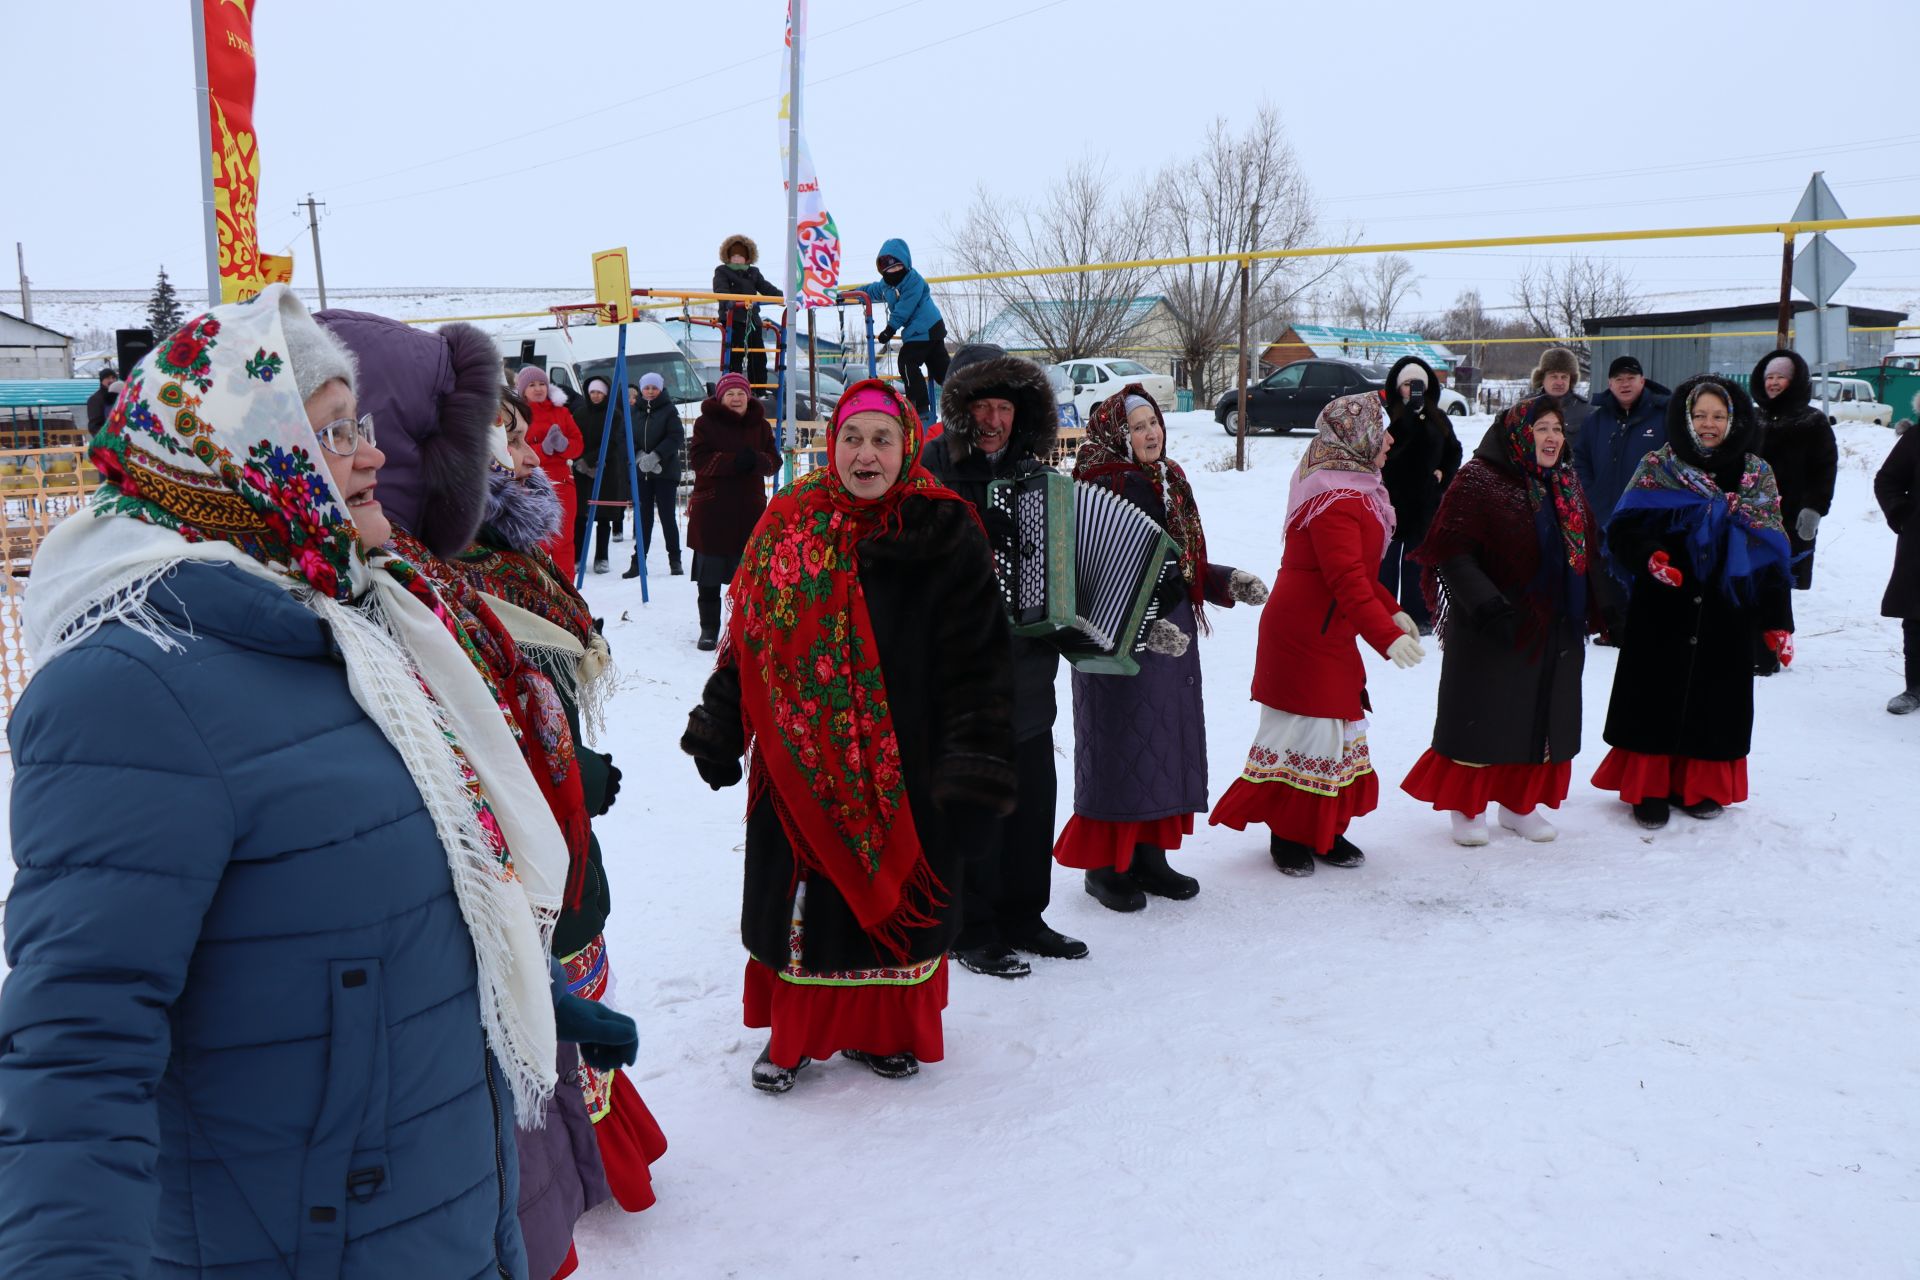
[147,266,184,341]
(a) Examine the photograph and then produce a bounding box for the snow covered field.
[5,412,1915,1277]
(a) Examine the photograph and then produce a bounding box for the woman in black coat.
[1592,377,1795,829]
[1377,355,1464,632]
[713,233,783,393]
[681,381,1015,1093]
[623,373,686,578]
[1876,419,1920,714]
[575,375,634,573]
[1751,348,1839,674]
[1403,397,1620,846]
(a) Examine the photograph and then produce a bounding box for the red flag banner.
[202,0,264,302]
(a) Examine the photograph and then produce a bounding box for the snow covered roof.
[1283,324,1458,369]
[0,310,72,344]
[975,296,1166,352]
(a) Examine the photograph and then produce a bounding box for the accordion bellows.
[988,470,1178,677]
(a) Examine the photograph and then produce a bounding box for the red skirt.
[1208,771,1379,854]
[1399,750,1572,817]
[743,957,948,1069]
[1052,812,1196,871]
[1591,749,1749,807]
[595,1070,669,1213]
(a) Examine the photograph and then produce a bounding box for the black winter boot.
[751,1042,810,1094]
[1678,796,1724,820]
[1007,922,1090,959]
[1270,836,1315,876]
[621,557,641,580]
[696,590,721,651]
[1129,845,1199,899]
[841,1049,920,1079]
[1632,797,1671,829]
[1321,834,1365,868]
[1083,867,1146,913]
[669,550,684,576]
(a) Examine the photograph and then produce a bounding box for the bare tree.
[1513,256,1642,366]
[1439,288,1493,368]
[930,287,1000,345]
[948,158,1158,364]
[1336,254,1419,331]
[1150,106,1332,401]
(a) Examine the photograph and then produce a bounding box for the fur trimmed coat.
[683,496,1016,971]
[1751,348,1839,590]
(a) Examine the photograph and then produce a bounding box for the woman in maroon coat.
[1210,393,1427,875]
[687,371,781,650]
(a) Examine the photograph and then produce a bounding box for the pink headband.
[834,385,905,425]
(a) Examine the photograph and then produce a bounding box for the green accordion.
[986,470,1179,677]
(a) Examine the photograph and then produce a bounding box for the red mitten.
[1764,630,1794,668]
[1647,550,1684,588]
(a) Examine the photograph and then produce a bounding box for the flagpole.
[189,0,222,306]
[783,1,804,452]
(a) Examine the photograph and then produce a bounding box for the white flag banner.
[780,0,841,309]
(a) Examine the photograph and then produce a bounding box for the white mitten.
[1387,634,1425,669]
[1145,618,1191,657]
[541,425,570,455]
[1390,610,1420,639]
[1795,508,1821,541]
[1227,569,1269,605]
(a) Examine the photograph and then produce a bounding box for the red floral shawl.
[389,529,593,909]
[722,380,976,958]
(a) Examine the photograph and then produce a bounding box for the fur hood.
[1749,347,1817,420]
[718,234,759,265]
[1529,346,1583,392]
[936,346,1057,465]
[317,310,501,557]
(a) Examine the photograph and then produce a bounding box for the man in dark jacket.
[924,344,1087,977]
[1575,355,1672,529]
[84,367,119,431]
[1875,419,1920,714]
[1378,355,1463,632]
[713,234,783,396]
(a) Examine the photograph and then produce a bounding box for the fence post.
[1234,256,1250,473]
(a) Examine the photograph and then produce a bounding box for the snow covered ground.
[4,412,1915,1277]
[550,411,1919,1277]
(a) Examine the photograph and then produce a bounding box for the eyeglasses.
[313,412,376,456]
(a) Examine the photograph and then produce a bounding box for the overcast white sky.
[7,0,1919,321]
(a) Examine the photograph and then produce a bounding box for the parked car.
[1810,376,1894,427]
[1214,358,1387,435]
[1056,358,1177,419]
[1436,384,1469,416]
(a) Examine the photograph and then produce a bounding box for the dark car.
[1215,358,1387,435]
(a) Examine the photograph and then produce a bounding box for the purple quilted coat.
[1069,472,1236,822]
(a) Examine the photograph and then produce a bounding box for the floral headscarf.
[1499,395,1588,574]
[1287,392,1396,544]
[723,379,976,958]
[25,285,566,1117]
[1076,385,1211,609]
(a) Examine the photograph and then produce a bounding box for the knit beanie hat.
[639,372,665,392]
[282,302,357,402]
[584,376,610,397]
[715,371,752,399]
[514,364,549,396]
[1123,393,1155,416]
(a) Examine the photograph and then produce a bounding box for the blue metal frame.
[574,322,649,602]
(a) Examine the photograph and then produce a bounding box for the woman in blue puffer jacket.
[0,285,632,1278]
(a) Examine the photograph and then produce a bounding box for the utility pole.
[15,242,30,323]
[299,194,328,309]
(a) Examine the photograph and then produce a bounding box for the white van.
[496,319,708,422]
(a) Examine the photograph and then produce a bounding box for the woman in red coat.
[516,364,585,579]
[1210,393,1428,875]
[686,371,782,650]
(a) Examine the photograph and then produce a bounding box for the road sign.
[1794,307,1850,373]
[1793,233,1855,308]
[591,247,634,324]
[1791,171,1846,224]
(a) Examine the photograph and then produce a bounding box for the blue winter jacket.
[1575,381,1673,525]
[0,562,528,1279]
[846,237,942,342]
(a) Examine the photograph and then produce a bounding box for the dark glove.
[735,447,762,474]
[602,762,621,811]
[553,993,637,1071]
[695,753,743,790]
[876,326,896,346]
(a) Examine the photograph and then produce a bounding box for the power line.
[313,0,937,196]
[331,0,1072,213]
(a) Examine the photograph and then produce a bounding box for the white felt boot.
[1449,811,1490,847]
[1497,805,1558,842]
